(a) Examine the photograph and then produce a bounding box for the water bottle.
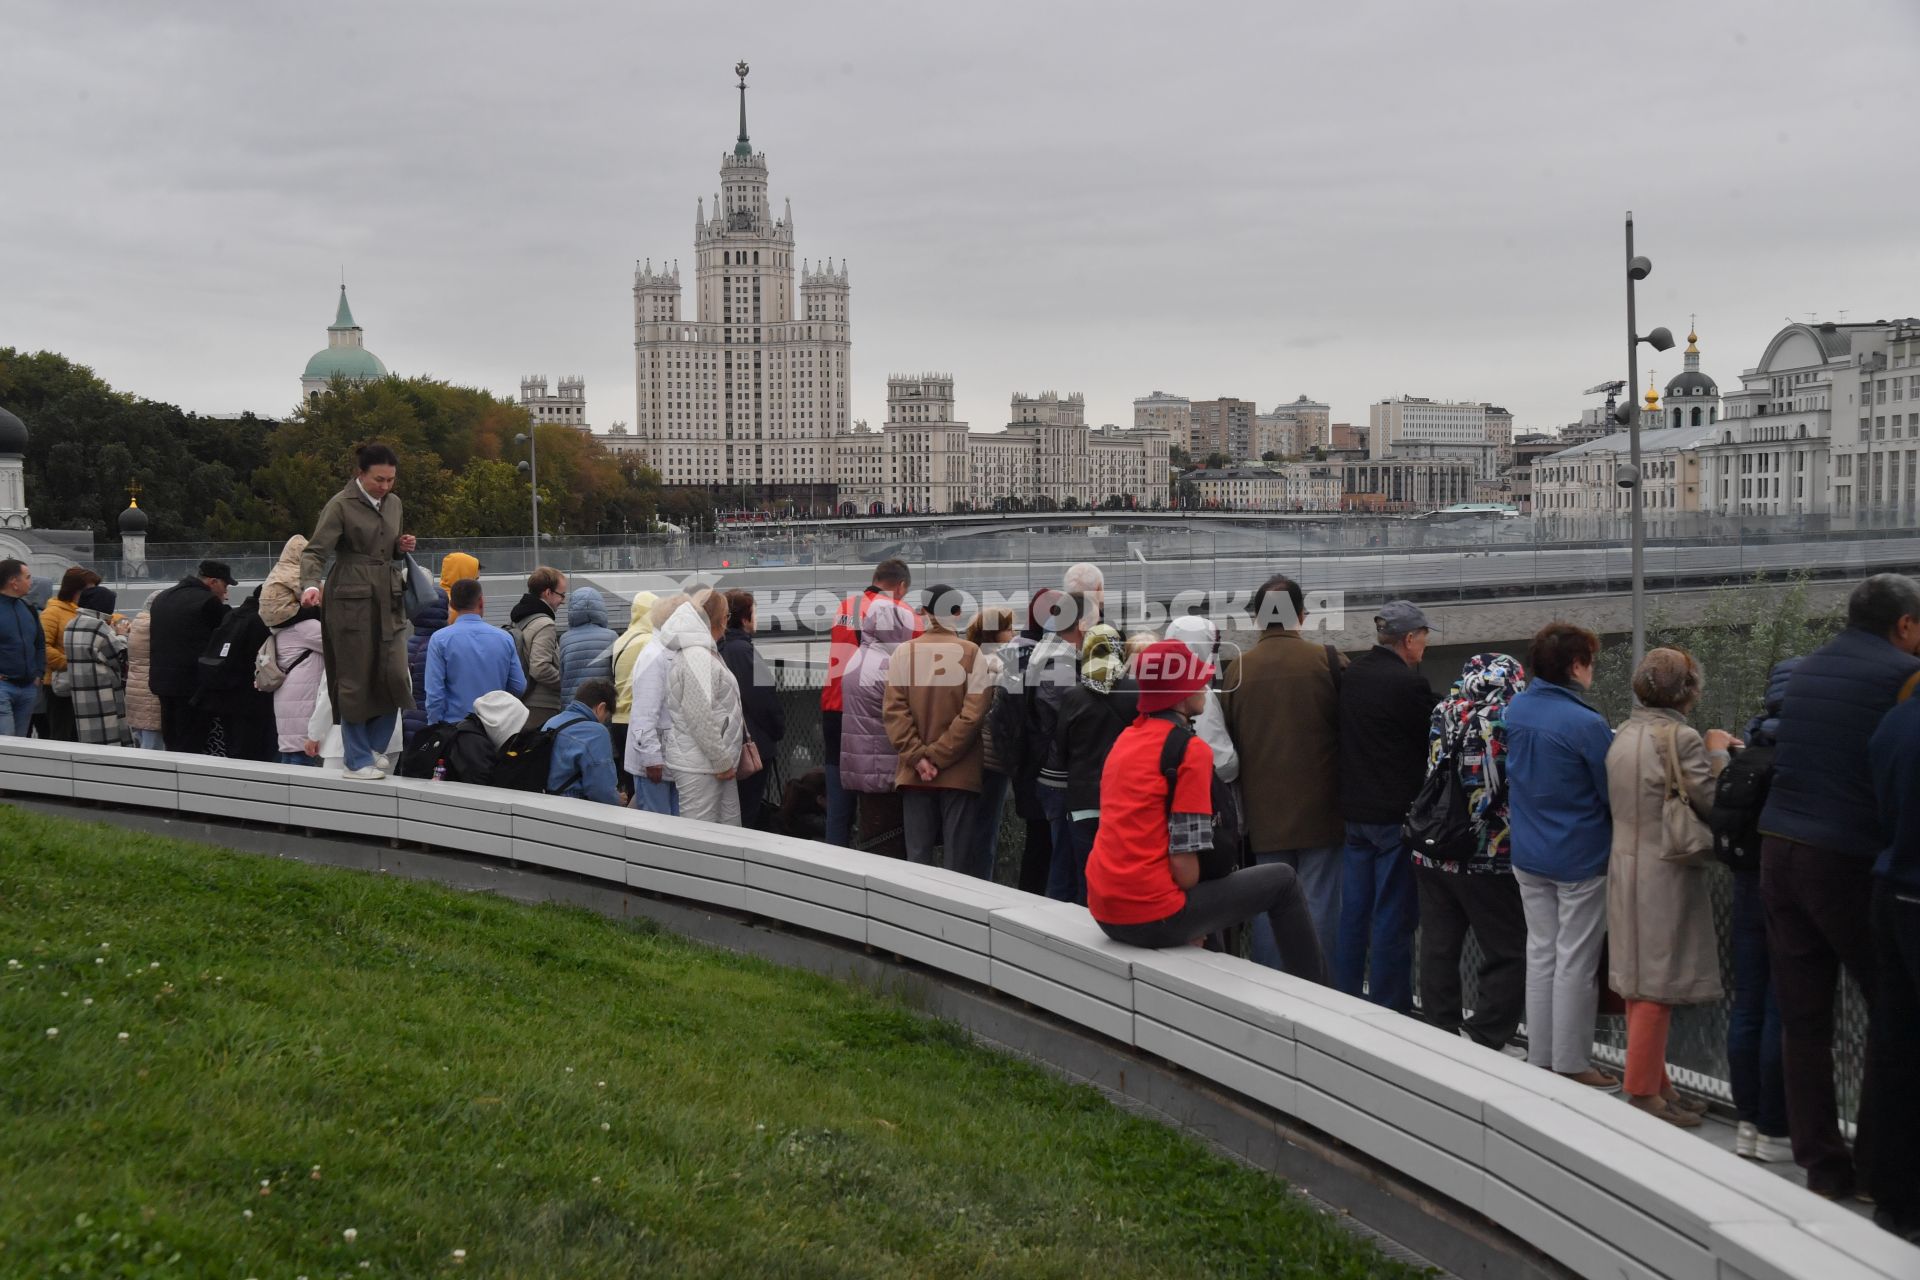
[431,758,447,782]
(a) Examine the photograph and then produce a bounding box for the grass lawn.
[0,805,1427,1279]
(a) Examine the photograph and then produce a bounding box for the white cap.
[472,690,530,746]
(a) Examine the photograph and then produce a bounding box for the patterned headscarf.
[1079,624,1123,694]
[1423,652,1527,867]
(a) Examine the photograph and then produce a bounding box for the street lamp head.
[1627,255,1653,282]
[1613,401,1636,426]
[1614,464,1640,489]
[514,433,529,447]
[1645,326,1676,352]
[516,460,530,476]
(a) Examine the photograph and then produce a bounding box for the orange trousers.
[1624,999,1674,1097]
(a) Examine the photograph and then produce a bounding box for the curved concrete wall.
[1,736,1912,1280]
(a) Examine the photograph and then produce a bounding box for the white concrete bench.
[1,737,1912,1280]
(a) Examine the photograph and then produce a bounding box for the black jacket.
[1337,645,1438,824]
[147,575,231,699]
[1053,679,1140,812]
[1759,628,1920,856]
[719,626,786,760]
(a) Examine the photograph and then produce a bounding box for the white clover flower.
[597,1080,606,1088]
[343,1228,357,1244]
[83,998,93,1006]
[591,1176,601,1185]
[5,959,18,969]
[149,962,159,970]
[243,1209,252,1220]
[44,1027,58,1039]
[94,958,104,965]
[451,1248,466,1263]
[600,1122,610,1132]
[118,1032,129,1042]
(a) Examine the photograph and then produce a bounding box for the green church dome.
[303,345,389,382]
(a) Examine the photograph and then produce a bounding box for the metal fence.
[759,662,1862,1119]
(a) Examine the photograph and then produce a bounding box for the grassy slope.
[0,805,1425,1279]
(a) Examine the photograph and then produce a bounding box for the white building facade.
[617,66,852,499]
[520,375,589,431]
[1369,396,1503,478]
[1133,391,1192,451]
[1180,464,1342,511]
[1697,317,1920,522]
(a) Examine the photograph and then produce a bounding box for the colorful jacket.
[1417,653,1526,873]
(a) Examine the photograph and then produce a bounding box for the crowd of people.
[1,442,1917,1240]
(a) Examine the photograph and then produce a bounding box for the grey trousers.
[902,789,981,872]
[1514,867,1608,1073]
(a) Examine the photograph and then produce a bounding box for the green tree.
[444,459,533,539]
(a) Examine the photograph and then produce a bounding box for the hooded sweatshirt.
[441,688,530,786]
[611,591,659,725]
[840,598,915,793]
[438,552,481,595]
[509,594,561,714]
[258,535,309,628]
[1165,615,1238,783]
[557,587,617,706]
[660,601,743,776]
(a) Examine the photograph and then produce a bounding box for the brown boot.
[1629,1093,1702,1128]
[1662,1088,1709,1116]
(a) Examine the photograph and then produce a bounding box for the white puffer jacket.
[659,602,743,778]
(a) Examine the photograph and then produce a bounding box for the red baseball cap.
[1135,638,1215,713]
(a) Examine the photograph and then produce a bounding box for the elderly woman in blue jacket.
[1504,622,1617,1091]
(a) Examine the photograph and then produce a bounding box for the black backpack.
[493,724,563,793]
[196,604,270,694]
[397,721,464,780]
[1709,744,1776,874]
[1402,721,1479,865]
[1156,716,1241,881]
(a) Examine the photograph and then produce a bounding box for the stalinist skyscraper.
[625,63,851,495]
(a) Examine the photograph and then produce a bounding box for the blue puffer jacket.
[557,587,618,707]
[402,587,451,746]
[1505,678,1614,882]
[1759,627,1920,856]
[0,594,46,683]
[1743,656,1802,747]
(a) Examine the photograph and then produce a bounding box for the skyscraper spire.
[733,61,752,157]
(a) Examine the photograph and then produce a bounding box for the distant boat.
[1433,503,1521,518]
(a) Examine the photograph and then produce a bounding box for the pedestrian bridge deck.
[1,737,1910,1280]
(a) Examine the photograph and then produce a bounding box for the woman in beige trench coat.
[299,443,417,778]
[1605,647,1738,1127]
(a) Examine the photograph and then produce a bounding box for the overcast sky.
[8,0,1918,443]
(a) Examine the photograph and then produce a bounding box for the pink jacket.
[839,599,915,794]
[272,619,327,753]
[124,612,162,734]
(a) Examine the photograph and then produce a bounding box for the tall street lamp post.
[514,430,541,565]
[1617,212,1676,670]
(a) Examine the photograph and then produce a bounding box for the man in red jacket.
[820,558,911,846]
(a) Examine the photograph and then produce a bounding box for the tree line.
[0,349,714,544]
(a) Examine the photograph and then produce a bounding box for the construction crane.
[1584,379,1628,429]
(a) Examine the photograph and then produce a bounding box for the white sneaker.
[375,754,392,773]
[1736,1121,1758,1158]
[343,765,387,781]
[1752,1132,1792,1163]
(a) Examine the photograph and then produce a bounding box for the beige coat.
[883,622,990,792]
[123,611,162,734]
[1605,706,1727,1005]
[300,481,413,724]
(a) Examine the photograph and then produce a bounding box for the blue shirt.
[1505,678,1613,882]
[546,702,621,806]
[424,613,525,726]
[1871,696,1920,895]
[0,594,45,683]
